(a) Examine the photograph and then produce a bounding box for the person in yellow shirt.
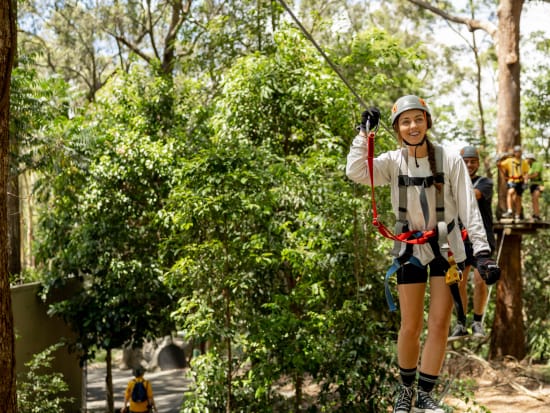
[122,367,158,413]
[498,145,529,221]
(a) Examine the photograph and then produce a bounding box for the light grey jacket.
[346,134,490,265]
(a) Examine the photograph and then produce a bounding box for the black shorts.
[463,241,476,267]
[530,184,542,194]
[397,255,450,284]
[507,181,525,196]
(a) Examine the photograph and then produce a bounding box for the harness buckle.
[437,221,449,253]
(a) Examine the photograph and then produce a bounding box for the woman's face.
[397,109,428,145]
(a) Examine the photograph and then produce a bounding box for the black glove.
[359,107,380,131]
[475,251,500,285]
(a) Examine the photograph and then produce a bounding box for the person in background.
[123,367,158,413]
[525,152,544,222]
[448,146,496,341]
[498,145,529,221]
[346,96,499,413]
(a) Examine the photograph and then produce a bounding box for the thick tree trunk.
[0,0,17,410]
[490,233,526,360]
[495,0,523,216]
[491,0,526,360]
[495,0,523,153]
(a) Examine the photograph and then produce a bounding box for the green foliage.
[166,26,406,411]
[182,352,242,413]
[215,26,353,157]
[523,53,550,157]
[35,67,188,361]
[522,231,550,362]
[11,54,71,168]
[12,1,550,412]
[17,343,74,413]
[341,27,427,111]
[440,375,490,413]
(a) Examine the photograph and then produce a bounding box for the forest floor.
[88,347,550,412]
[442,348,550,412]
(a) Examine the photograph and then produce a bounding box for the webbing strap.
[434,146,445,223]
[450,282,466,325]
[384,256,423,312]
[367,132,440,245]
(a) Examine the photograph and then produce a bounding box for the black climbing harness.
[383,144,465,319]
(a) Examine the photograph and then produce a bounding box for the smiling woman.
[0,0,17,410]
[346,95,499,413]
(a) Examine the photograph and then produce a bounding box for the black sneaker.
[532,215,542,222]
[413,389,444,413]
[394,384,414,413]
[448,322,469,342]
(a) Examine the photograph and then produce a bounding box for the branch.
[145,0,161,60]
[106,31,153,65]
[162,0,192,74]
[407,0,498,40]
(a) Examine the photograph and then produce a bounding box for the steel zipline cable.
[276,0,367,108]
[276,0,393,134]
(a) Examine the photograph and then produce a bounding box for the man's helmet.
[391,95,432,128]
[513,145,522,153]
[524,152,536,160]
[460,145,479,159]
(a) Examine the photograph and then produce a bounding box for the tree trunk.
[490,232,526,360]
[224,287,232,413]
[7,2,20,278]
[495,0,524,216]
[0,0,17,410]
[7,170,20,277]
[21,172,35,268]
[491,0,526,360]
[294,372,303,413]
[495,0,523,153]
[106,348,115,413]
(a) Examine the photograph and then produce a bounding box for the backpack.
[131,379,148,403]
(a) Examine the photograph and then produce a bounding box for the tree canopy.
[6,0,550,411]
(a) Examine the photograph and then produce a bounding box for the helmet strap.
[402,136,426,167]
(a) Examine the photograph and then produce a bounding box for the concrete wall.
[11,281,83,412]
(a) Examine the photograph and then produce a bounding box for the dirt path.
[86,365,190,413]
[446,378,550,412]
[443,351,550,412]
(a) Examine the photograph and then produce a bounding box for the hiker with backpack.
[122,367,158,413]
[346,95,500,413]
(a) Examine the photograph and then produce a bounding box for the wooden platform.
[493,219,550,235]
